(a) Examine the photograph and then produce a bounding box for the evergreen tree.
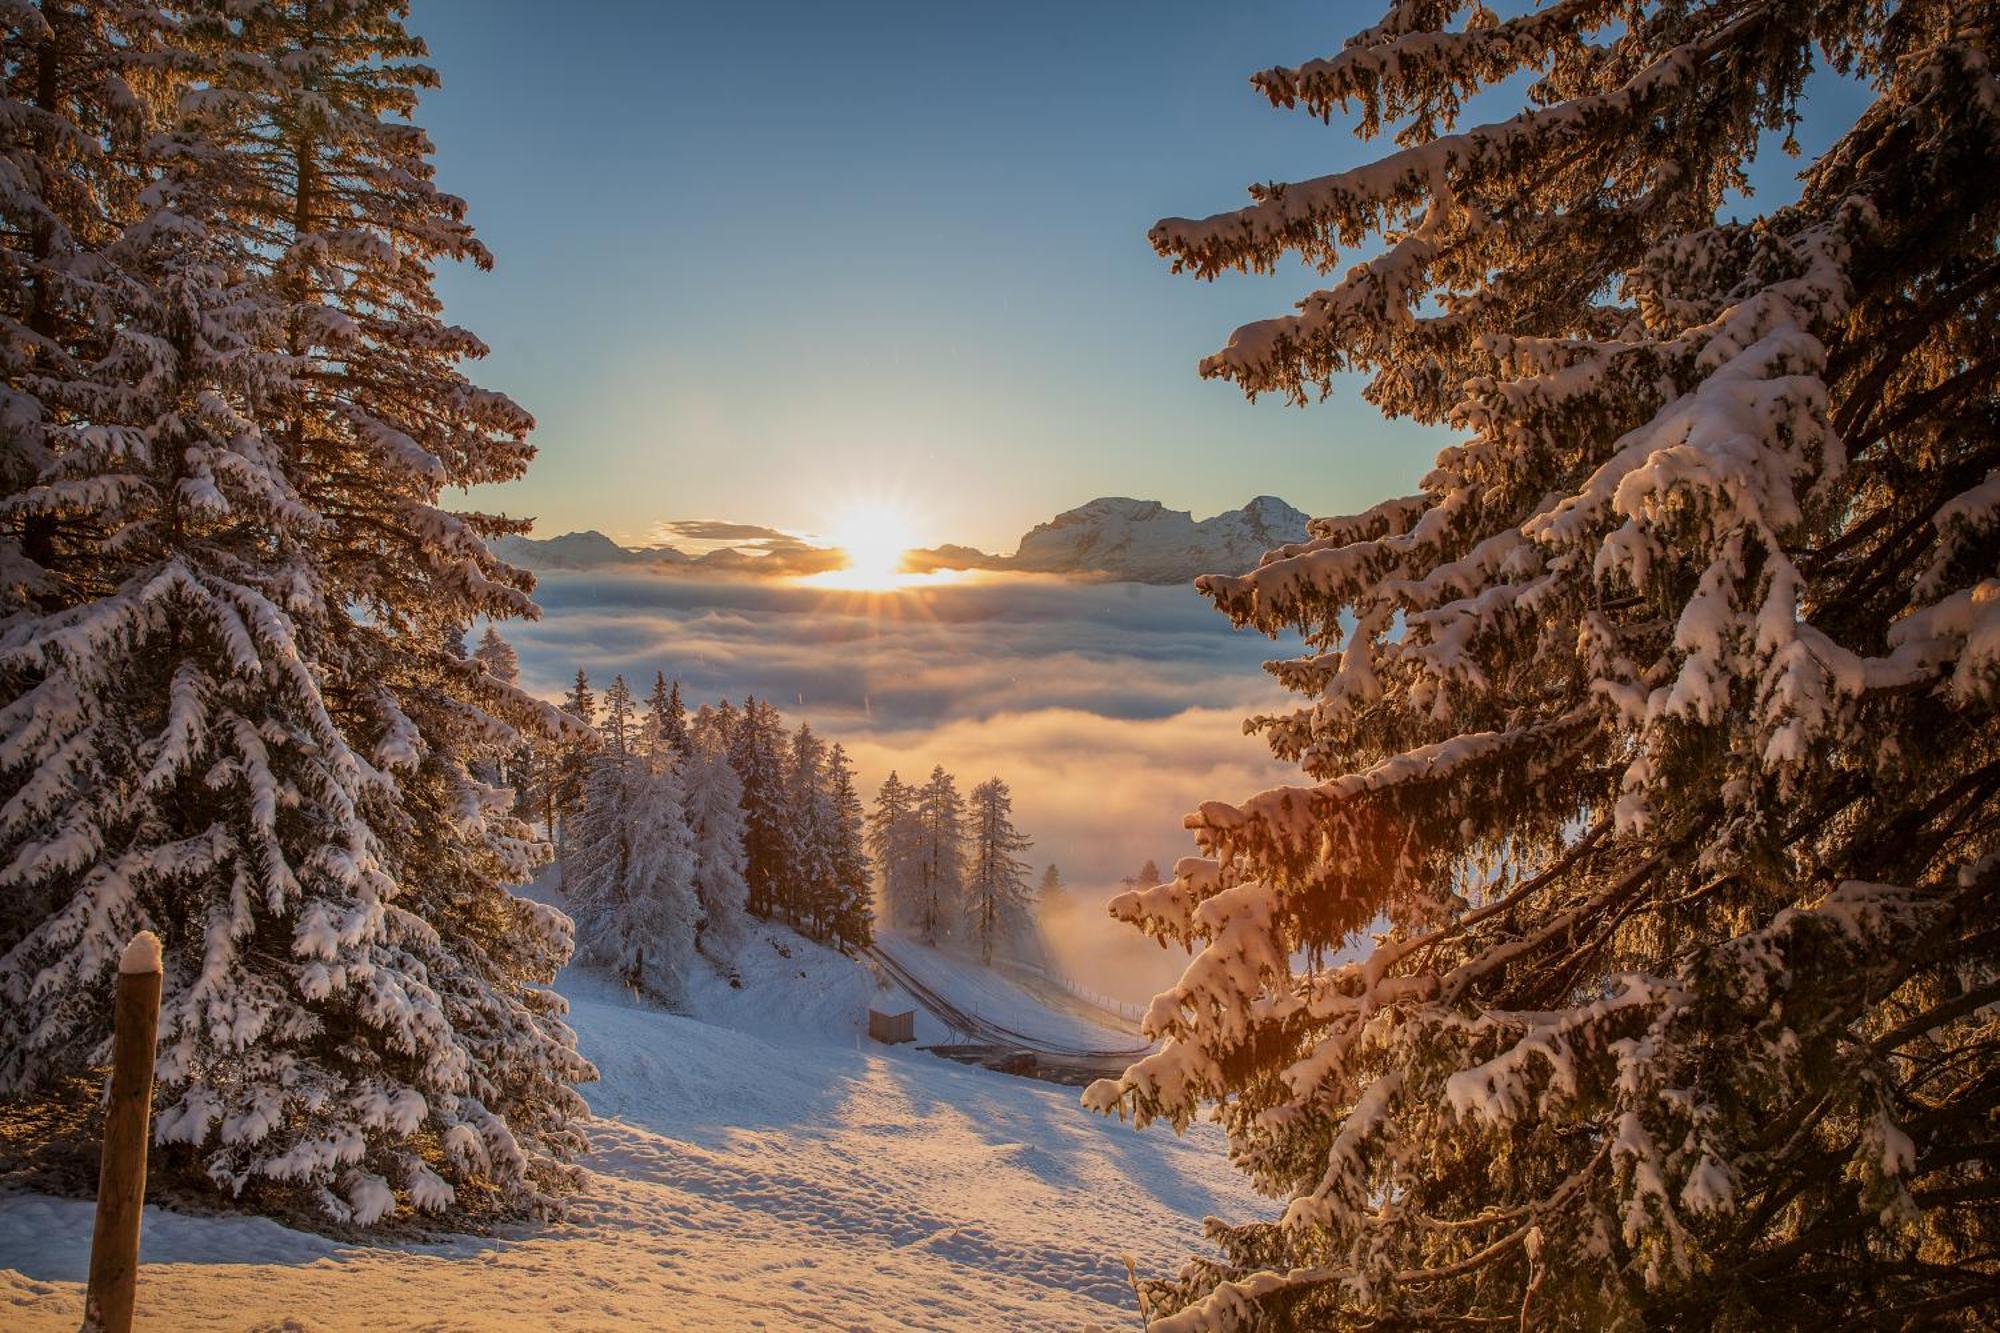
[867,771,924,933]
[728,695,789,919]
[708,696,740,751]
[966,778,1032,966]
[1089,3,2000,1326]
[643,671,686,765]
[472,625,519,685]
[1038,864,1066,908]
[598,673,635,761]
[688,701,720,752]
[823,743,873,951]
[0,0,592,1225]
[783,721,833,931]
[566,740,697,1008]
[682,730,749,964]
[551,667,595,860]
[0,1,155,583]
[912,766,966,947]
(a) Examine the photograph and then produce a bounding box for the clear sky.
[416,0,1456,552]
[416,1,1863,554]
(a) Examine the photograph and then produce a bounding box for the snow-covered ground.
[1,896,1250,1331]
[871,935,1142,1052]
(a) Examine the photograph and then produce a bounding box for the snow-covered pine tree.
[601,674,635,757]
[467,627,521,790]
[728,695,790,920]
[566,735,698,1009]
[1,0,592,1226]
[1088,2,2000,1326]
[707,696,739,751]
[867,770,924,933]
[551,667,594,861]
[644,671,687,764]
[913,765,966,947]
[824,742,872,952]
[683,726,749,965]
[966,777,1032,966]
[473,625,519,685]
[0,0,156,593]
[783,721,834,932]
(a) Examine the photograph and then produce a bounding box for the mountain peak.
[1010,495,1308,584]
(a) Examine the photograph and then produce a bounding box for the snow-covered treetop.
[1088,2,2000,1326]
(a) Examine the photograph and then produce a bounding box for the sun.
[818,499,920,590]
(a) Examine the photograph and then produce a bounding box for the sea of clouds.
[504,569,1306,999]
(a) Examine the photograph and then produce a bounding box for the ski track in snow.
[0,914,1251,1331]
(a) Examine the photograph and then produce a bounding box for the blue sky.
[418,1,1866,553]
[419,0,1452,551]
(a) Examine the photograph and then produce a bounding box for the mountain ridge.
[495,496,1310,585]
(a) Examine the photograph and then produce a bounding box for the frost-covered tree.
[0,0,591,1226]
[1088,3,2000,1327]
[551,667,594,861]
[597,673,634,760]
[824,742,872,952]
[644,671,687,764]
[473,625,519,685]
[783,721,833,929]
[913,766,966,947]
[470,627,525,792]
[683,729,748,964]
[566,730,697,1009]
[0,1,156,588]
[967,778,1032,966]
[867,770,924,933]
[728,695,789,920]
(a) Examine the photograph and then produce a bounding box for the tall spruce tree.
[784,721,833,930]
[644,671,686,765]
[683,727,749,964]
[473,625,519,685]
[566,722,697,1009]
[913,766,966,947]
[1088,3,2000,1326]
[824,742,872,952]
[551,667,594,861]
[728,695,789,919]
[966,777,1032,966]
[867,770,924,933]
[0,0,592,1226]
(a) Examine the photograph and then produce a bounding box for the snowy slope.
[870,933,1143,1053]
[0,897,1250,1331]
[1006,496,1308,584]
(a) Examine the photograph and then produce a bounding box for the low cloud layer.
[501,569,1303,998]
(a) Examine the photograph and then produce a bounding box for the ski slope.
[1,902,1247,1331]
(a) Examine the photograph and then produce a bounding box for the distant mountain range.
[493,496,1310,586]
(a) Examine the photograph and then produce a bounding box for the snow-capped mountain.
[1004,496,1309,583]
[491,529,687,571]
[495,497,1311,585]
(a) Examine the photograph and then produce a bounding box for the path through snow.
[0,909,1246,1330]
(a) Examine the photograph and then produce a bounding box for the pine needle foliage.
[1088,2,2000,1327]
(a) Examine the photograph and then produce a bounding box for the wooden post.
[83,931,162,1333]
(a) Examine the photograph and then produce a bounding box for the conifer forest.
[2,2,1995,1329]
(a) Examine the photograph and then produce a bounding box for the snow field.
[1,921,1249,1330]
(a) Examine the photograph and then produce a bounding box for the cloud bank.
[502,570,1302,999]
